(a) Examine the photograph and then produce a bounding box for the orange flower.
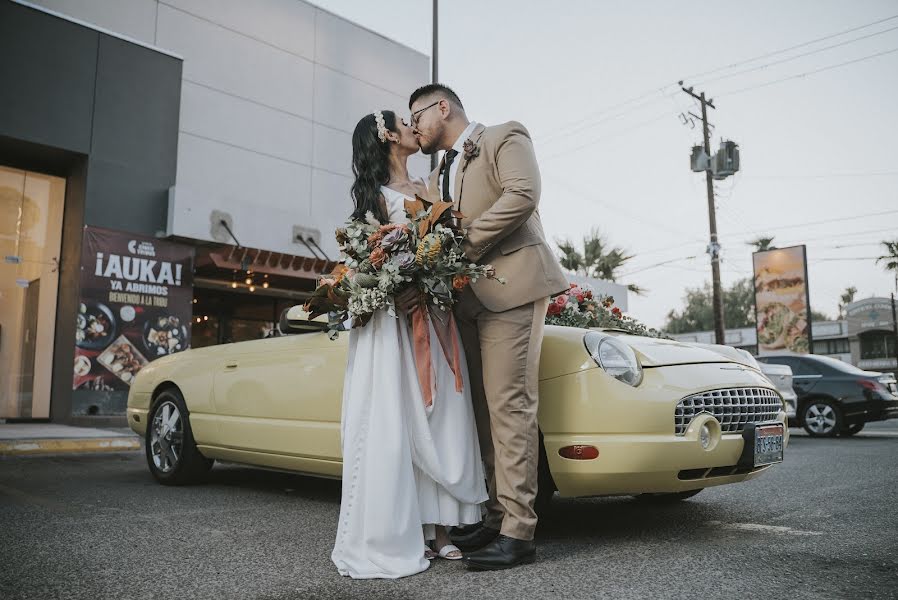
[452,274,471,290]
[333,264,349,283]
[369,247,387,269]
[368,230,384,247]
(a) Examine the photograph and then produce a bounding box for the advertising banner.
[73,226,194,391]
[753,245,812,355]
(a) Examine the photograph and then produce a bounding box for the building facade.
[669,296,898,376]
[0,0,429,423]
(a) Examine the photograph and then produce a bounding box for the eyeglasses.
[410,100,440,126]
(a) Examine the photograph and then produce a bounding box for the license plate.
[754,422,784,467]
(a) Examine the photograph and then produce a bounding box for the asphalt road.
[2,422,897,600]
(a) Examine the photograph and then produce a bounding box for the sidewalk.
[0,423,141,456]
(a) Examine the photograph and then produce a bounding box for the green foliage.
[664,277,757,334]
[555,228,643,294]
[747,236,776,252]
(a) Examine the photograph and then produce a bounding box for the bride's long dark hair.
[350,110,397,224]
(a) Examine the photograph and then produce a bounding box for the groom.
[408,84,568,570]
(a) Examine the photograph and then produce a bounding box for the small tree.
[555,229,645,295]
[876,240,898,292]
[747,236,776,252]
[838,286,857,318]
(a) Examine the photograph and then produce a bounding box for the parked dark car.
[757,354,898,437]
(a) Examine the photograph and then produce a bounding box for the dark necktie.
[441,149,459,202]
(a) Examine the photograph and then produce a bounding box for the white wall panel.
[313,64,409,133]
[162,0,316,60]
[28,0,159,44]
[312,123,351,177]
[180,81,313,166]
[310,169,354,258]
[156,4,313,117]
[174,133,312,251]
[314,9,428,96]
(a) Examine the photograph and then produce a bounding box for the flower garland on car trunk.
[546,283,667,338]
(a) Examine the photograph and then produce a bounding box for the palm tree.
[838,286,857,318]
[876,239,898,292]
[556,229,644,294]
[747,236,776,252]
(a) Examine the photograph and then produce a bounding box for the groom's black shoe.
[450,524,499,552]
[462,534,536,571]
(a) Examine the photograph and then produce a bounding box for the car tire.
[801,399,841,438]
[146,388,213,485]
[535,431,556,516]
[634,489,703,503]
[840,422,865,436]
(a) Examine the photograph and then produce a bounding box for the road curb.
[0,437,141,456]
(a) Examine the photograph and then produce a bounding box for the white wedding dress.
[331,186,488,579]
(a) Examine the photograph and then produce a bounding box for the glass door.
[0,165,65,419]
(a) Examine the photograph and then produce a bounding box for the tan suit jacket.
[427,121,567,312]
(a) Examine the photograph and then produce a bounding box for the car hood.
[604,332,759,369]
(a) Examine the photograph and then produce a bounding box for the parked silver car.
[759,362,798,420]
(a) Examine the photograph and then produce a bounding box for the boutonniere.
[462,138,480,169]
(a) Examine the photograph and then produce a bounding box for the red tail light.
[558,445,599,460]
[858,379,886,393]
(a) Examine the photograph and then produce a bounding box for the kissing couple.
[331,83,567,578]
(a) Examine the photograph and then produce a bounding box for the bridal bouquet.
[305,196,503,335]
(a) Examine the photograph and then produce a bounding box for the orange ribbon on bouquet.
[409,295,464,408]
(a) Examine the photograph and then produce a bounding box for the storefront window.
[860,331,897,360]
[191,288,299,346]
[0,166,65,419]
[812,338,851,355]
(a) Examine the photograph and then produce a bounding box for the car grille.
[674,387,782,435]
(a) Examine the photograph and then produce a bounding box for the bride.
[330,110,488,579]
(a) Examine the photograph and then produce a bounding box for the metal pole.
[700,93,725,344]
[891,292,898,375]
[681,85,725,344]
[430,0,438,172]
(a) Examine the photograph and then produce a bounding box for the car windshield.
[810,354,871,375]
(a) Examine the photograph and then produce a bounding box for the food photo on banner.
[72,226,194,414]
[752,245,812,356]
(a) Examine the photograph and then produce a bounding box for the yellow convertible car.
[127,307,787,506]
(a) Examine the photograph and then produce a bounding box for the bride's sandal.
[424,546,437,561]
[436,543,463,561]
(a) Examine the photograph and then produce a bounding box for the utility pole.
[430,0,439,172]
[891,292,898,375]
[682,84,725,345]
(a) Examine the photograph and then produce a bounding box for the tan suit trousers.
[455,289,549,541]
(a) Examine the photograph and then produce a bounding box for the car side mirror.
[279,305,329,334]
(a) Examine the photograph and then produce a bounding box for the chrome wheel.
[805,403,837,435]
[150,400,184,473]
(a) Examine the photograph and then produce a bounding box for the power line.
[693,24,898,87]
[543,174,707,244]
[541,90,677,145]
[538,85,679,143]
[680,13,898,82]
[725,208,898,236]
[539,14,898,150]
[619,255,699,277]
[541,111,675,161]
[743,170,898,179]
[719,45,898,97]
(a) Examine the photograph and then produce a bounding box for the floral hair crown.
[373,110,388,143]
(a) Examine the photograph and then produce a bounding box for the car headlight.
[583,331,643,386]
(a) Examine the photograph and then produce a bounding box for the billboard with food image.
[752,245,812,355]
[72,226,194,391]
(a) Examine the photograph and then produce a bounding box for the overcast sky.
[311,0,898,328]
